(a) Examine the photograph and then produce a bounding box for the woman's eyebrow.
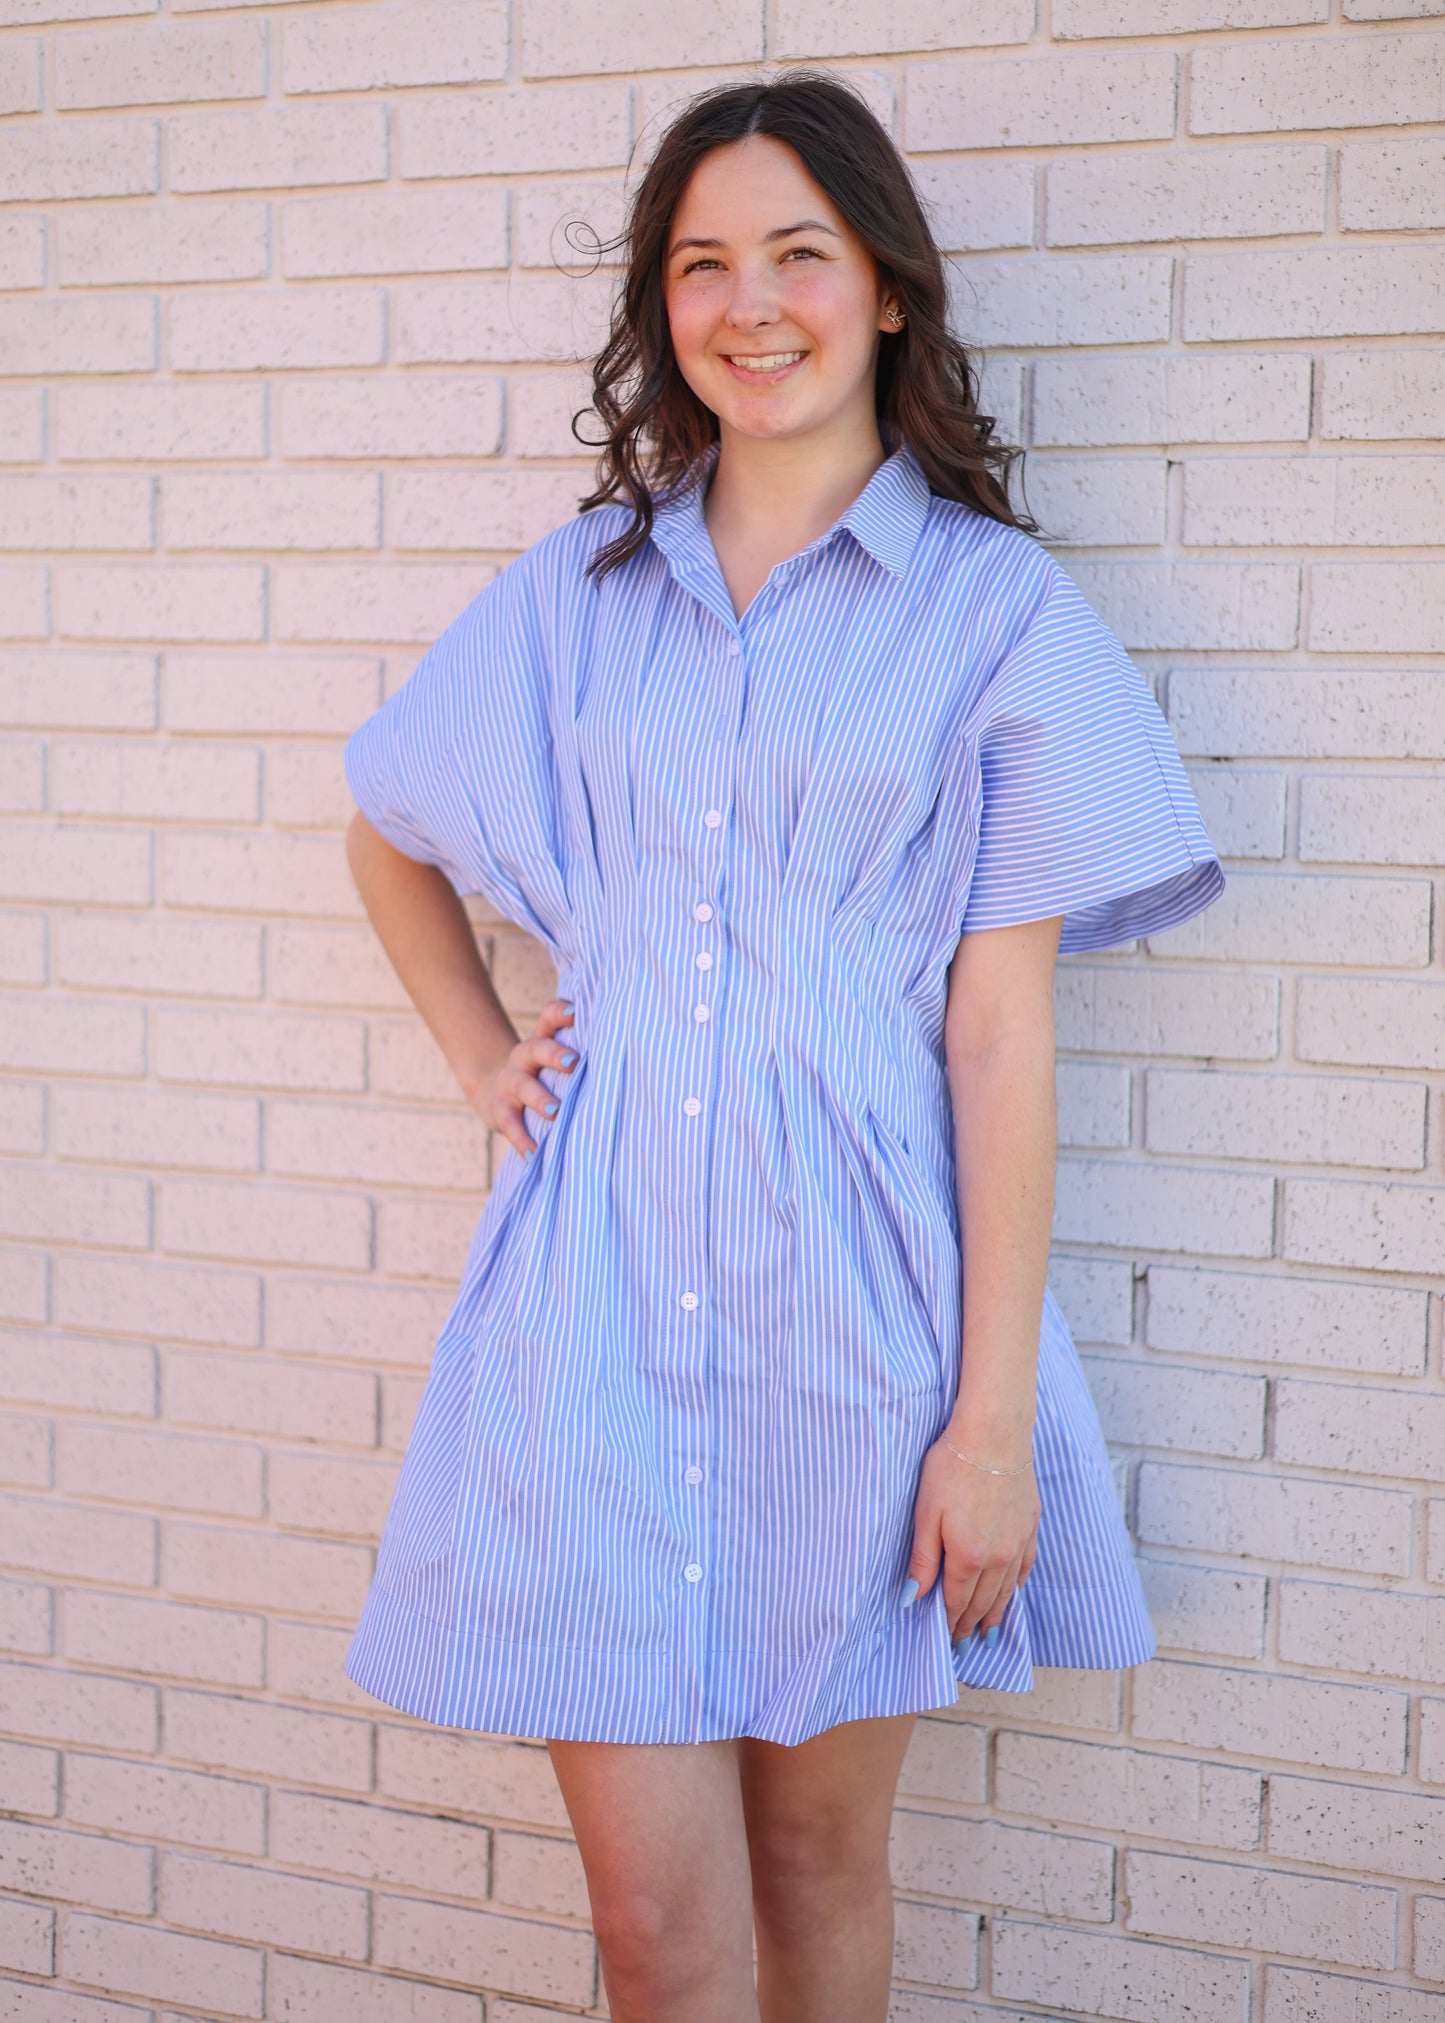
[668,219,841,256]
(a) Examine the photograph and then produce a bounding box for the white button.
[727,638,741,657]
[695,950,713,971]
[684,1465,703,1484]
[682,1096,701,1116]
[680,1290,699,1310]
[704,809,722,829]
[694,902,713,922]
[693,1003,711,1023]
[683,1562,704,1582]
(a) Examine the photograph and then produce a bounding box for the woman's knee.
[748,1810,890,1937]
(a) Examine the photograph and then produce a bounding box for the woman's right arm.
[346,810,577,1158]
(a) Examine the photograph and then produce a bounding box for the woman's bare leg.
[546,1736,760,2023]
[741,1712,917,2023]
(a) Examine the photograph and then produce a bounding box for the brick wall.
[1,2,1442,2018]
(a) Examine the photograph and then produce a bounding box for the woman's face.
[662,133,896,448]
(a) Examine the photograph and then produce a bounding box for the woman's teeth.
[728,351,805,371]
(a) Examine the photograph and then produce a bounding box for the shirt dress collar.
[647,437,933,586]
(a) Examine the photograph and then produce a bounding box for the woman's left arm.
[902,912,1063,1645]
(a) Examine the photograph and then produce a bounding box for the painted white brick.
[1083,1354,1265,1457]
[283,1,506,93]
[1127,1848,1395,1969]
[1145,1068,1424,1169]
[281,187,508,280]
[1183,767,1284,859]
[1416,1899,1445,1983]
[514,177,629,270]
[1184,454,1445,547]
[906,160,1035,254]
[273,563,489,644]
[1425,1697,1445,1781]
[1297,977,1445,1073]
[167,656,378,740]
[0,37,40,115]
[169,102,387,194]
[1048,1256,1134,1347]
[1056,1061,1131,1150]
[162,472,379,552]
[1137,1463,1412,1579]
[1284,1178,1445,1276]
[890,1808,1114,1921]
[1135,1662,1406,1780]
[1047,145,1324,248]
[1347,0,1445,13]
[1270,1775,1445,1882]
[1279,1579,1445,1685]
[1061,562,1298,651]
[0,115,157,203]
[1311,563,1445,654]
[992,1919,1251,2023]
[170,288,384,374]
[1024,457,1166,546]
[508,367,601,460]
[1185,246,1445,341]
[0,296,156,378]
[393,275,616,366]
[0,476,153,552]
[1033,352,1311,447]
[56,199,267,288]
[1169,670,1445,761]
[1153,873,1430,968]
[57,382,267,463]
[1055,1157,1275,1259]
[55,18,267,111]
[1055,964,1279,1062]
[282,377,503,462]
[521,0,759,74]
[0,388,43,465]
[1300,775,1445,869]
[1146,1266,1427,1377]
[1192,31,1445,135]
[397,84,631,180]
[996,1732,1261,1849]
[1266,1968,1441,2023]
[1059,0,1324,26]
[1137,1558,1267,1660]
[949,255,1173,349]
[1321,349,1445,440]
[55,563,265,644]
[1276,1377,1445,1480]
[0,215,44,292]
[891,1897,980,1992]
[51,738,259,823]
[906,50,1175,151]
[389,470,586,552]
[778,0,1032,55]
[1340,136,1445,231]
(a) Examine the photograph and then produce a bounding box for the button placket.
[675,621,743,1650]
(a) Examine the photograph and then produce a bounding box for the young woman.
[341,71,1223,2023]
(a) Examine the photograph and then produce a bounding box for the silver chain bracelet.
[943,1435,1034,1478]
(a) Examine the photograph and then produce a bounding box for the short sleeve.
[958,558,1224,956]
[343,553,565,945]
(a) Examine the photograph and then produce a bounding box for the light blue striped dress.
[342,442,1224,1745]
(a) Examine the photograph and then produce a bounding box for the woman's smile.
[719,348,809,380]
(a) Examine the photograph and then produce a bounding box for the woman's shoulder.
[920,492,1070,628]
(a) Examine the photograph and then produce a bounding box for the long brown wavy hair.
[575,68,1036,582]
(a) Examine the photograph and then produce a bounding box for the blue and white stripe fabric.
[341,442,1224,1745]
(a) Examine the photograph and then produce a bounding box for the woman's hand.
[903,1434,1041,1646]
[466,996,580,1161]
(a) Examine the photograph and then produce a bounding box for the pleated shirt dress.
[341,441,1225,1746]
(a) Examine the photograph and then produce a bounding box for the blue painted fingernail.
[559,1050,576,1067]
[560,1000,575,1013]
[984,1624,1000,1650]
[523,1147,535,1160]
[899,1577,919,1609]
[544,1100,559,1116]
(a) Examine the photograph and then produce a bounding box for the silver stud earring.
[886,306,905,328]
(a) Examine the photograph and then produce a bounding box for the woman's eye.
[782,245,823,261]
[681,257,722,274]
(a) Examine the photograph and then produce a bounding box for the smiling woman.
[339,67,1223,2023]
